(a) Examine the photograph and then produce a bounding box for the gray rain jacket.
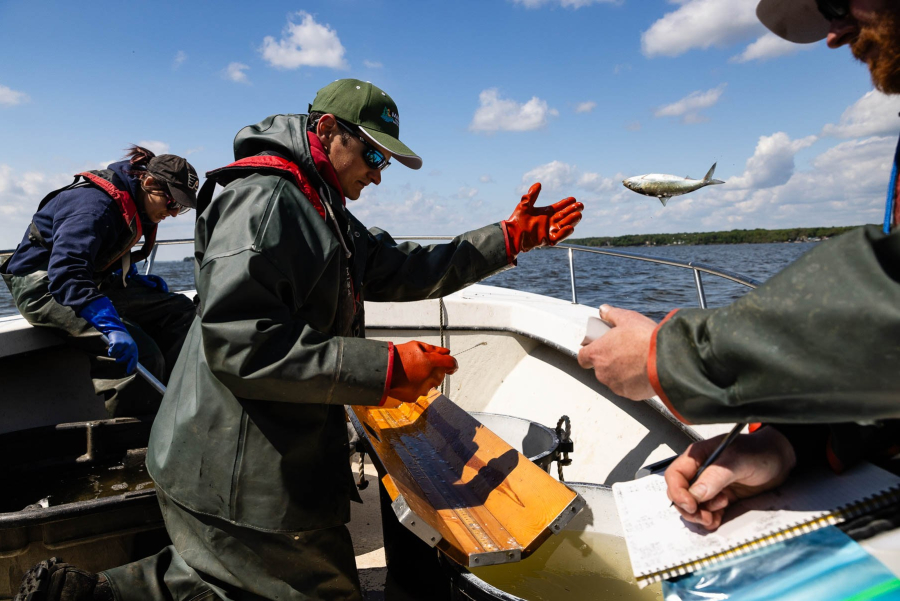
[147,114,511,532]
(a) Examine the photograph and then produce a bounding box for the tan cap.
[757,0,831,44]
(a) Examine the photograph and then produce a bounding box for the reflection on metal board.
[350,390,585,568]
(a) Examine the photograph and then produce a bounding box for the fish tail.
[708,179,725,185]
[703,162,718,183]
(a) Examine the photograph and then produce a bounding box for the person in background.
[15,79,582,601]
[577,0,900,531]
[1,146,199,417]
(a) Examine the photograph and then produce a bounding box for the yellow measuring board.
[350,390,585,568]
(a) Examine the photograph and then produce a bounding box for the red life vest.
[28,169,157,271]
[199,154,361,338]
[200,155,326,220]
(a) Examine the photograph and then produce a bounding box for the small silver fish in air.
[622,163,725,206]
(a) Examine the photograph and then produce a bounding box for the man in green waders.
[16,79,583,601]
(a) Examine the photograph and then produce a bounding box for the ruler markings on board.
[369,403,514,553]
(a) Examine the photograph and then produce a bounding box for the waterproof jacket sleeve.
[649,225,900,425]
[195,174,391,407]
[764,420,900,473]
[362,223,512,302]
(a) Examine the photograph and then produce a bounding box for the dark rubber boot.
[15,558,114,601]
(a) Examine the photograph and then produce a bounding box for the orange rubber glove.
[502,182,583,256]
[388,341,459,403]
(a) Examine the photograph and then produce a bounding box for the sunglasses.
[336,121,391,171]
[143,182,190,215]
[816,0,849,21]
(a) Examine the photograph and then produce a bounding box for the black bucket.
[439,482,659,601]
[468,412,560,473]
[0,418,168,598]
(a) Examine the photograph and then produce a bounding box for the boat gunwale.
[0,488,158,529]
[368,323,703,444]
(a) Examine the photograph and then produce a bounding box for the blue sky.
[2,0,898,260]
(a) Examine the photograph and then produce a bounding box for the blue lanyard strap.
[884,136,900,234]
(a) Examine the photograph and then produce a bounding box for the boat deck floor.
[352,456,423,601]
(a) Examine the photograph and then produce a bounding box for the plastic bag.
[662,526,900,601]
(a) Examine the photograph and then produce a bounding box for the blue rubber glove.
[132,272,168,293]
[113,263,169,293]
[78,297,138,374]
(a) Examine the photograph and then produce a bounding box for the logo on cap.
[381,107,400,126]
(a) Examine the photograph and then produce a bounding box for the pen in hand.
[670,423,745,508]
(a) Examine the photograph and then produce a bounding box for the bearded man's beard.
[851,8,900,94]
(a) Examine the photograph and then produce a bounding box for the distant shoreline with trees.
[568,226,863,248]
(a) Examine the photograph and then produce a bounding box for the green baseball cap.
[309,79,422,170]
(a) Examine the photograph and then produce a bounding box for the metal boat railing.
[1,237,760,310]
[385,237,760,309]
[555,243,760,308]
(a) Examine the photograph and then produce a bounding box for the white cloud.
[654,84,726,123]
[510,0,619,7]
[480,174,494,183]
[0,165,10,195]
[720,136,893,226]
[470,89,558,133]
[603,135,891,236]
[138,140,170,156]
[0,166,74,249]
[261,12,348,70]
[730,33,808,63]
[0,161,207,255]
[728,132,818,190]
[520,161,579,193]
[575,101,597,114]
[641,0,764,58]
[455,186,479,200]
[576,171,618,193]
[363,60,383,68]
[0,84,29,107]
[519,160,617,195]
[223,62,250,84]
[549,115,895,237]
[350,185,491,234]
[821,91,900,139]
[173,51,187,69]
[613,64,631,74]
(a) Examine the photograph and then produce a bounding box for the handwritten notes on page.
[613,462,900,587]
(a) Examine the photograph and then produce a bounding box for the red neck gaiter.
[306,131,344,204]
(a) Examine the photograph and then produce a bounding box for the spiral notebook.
[613,461,900,588]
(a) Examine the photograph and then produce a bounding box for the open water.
[0,242,818,321]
